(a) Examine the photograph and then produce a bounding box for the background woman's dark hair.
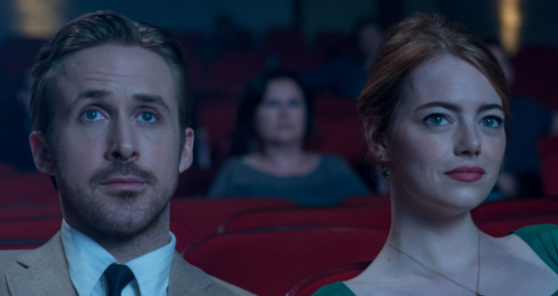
[230,68,315,155]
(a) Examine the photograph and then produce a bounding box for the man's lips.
[444,166,485,182]
[100,176,146,189]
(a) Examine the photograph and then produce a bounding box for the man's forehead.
[59,44,172,79]
[55,44,178,107]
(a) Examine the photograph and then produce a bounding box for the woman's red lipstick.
[444,166,485,182]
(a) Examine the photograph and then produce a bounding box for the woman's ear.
[29,132,55,175]
[364,124,390,163]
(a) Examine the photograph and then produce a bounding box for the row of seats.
[1,197,558,295]
[4,196,558,243]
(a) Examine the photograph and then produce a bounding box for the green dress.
[312,224,558,296]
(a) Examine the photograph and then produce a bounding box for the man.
[0,11,254,296]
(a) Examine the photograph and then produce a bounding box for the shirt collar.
[61,220,176,296]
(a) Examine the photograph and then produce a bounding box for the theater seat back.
[219,206,391,233]
[183,227,387,296]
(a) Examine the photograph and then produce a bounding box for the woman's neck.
[245,142,318,176]
[386,186,481,272]
[257,142,305,166]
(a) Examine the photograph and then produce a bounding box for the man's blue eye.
[140,112,155,122]
[86,110,100,120]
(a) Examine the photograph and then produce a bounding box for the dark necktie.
[104,263,135,296]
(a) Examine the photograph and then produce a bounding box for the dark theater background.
[1,1,558,295]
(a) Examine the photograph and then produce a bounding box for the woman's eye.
[482,116,502,128]
[138,112,156,122]
[424,114,448,126]
[83,110,104,121]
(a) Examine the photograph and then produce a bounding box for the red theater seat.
[207,52,265,94]
[219,206,391,233]
[0,218,61,250]
[471,199,558,223]
[0,174,58,204]
[170,198,298,237]
[339,195,390,207]
[287,262,369,296]
[196,100,237,150]
[538,136,558,197]
[314,95,359,118]
[479,217,558,237]
[511,46,558,111]
[262,28,306,56]
[313,32,357,58]
[169,221,200,252]
[183,227,387,296]
[0,202,61,222]
[315,117,367,164]
[0,164,18,178]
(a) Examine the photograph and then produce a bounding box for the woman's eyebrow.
[414,101,504,113]
[415,101,461,112]
[478,103,503,113]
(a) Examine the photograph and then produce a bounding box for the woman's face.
[255,78,307,146]
[382,55,506,211]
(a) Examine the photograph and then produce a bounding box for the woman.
[208,69,369,206]
[314,15,558,295]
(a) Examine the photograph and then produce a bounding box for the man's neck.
[65,207,171,263]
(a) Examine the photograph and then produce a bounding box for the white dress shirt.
[61,220,176,296]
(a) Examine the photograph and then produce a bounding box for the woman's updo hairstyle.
[358,14,511,160]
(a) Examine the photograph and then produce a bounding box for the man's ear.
[29,132,55,175]
[364,124,390,163]
[178,127,195,173]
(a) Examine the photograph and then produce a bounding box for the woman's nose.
[454,124,481,157]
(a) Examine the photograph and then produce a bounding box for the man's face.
[45,44,192,238]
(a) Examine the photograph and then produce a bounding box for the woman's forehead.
[403,55,502,110]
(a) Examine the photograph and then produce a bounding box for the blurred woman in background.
[208,69,369,206]
[313,14,558,296]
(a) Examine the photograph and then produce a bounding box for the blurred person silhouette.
[0,11,254,296]
[208,69,369,205]
[485,39,558,198]
[301,18,384,98]
[0,73,36,172]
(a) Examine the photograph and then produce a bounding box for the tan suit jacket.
[0,232,255,296]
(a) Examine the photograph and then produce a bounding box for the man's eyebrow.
[133,94,170,111]
[76,89,111,101]
[415,101,462,112]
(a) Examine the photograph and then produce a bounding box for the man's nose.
[105,117,139,162]
[454,123,481,157]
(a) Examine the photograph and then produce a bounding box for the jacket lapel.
[5,232,76,296]
[168,252,236,296]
